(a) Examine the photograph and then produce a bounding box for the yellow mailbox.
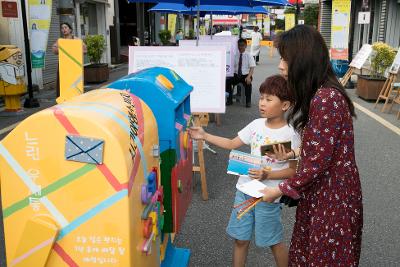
[0,89,164,266]
[0,45,27,111]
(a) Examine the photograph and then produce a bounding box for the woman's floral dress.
[279,88,363,267]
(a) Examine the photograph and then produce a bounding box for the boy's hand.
[248,167,271,181]
[245,75,252,85]
[259,186,283,203]
[188,127,206,140]
[266,144,290,161]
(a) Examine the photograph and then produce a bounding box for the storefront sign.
[263,16,270,37]
[330,0,352,60]
[168,14,177,38]
[28,0,52,68]
[2,1,18,18]
[358,12,370,24]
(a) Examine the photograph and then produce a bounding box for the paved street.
[1,47,399,266]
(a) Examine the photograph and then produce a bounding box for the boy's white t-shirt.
[237,118,301,189]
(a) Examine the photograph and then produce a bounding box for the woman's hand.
[188,127,207,140]
[266,144,291,161]
[259,186,283,203]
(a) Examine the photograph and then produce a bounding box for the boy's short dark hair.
[238,38,247,46]
[259,75,293,103]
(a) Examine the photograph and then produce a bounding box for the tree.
[284,6,296,14]
[274,19,285,30]
[304,4,319,27]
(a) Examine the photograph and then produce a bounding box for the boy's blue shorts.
[226,190,283,247]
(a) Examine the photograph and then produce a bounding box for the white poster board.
[200,35,239,57]
[179,39,234,76]
[129,46,226,113]
[389,48,400,74]
[349,44,372,69]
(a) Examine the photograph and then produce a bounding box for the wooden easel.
[192,113,209,200]
[374,73,397,112]
[393,93,400,119]
[340,66,354,87]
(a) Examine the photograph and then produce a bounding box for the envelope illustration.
[65,135,104,164]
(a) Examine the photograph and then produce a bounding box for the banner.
[263,16,270,36]
[29,0,52,68]
[285,14,295,31]
[330,0,352,60]
[168,14,177,37]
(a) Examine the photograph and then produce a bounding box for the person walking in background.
[52,22,86,97]
[175,30,184,45]
[260,25,363,266]
[250,26,263,64]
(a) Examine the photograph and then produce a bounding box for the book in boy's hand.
[260,141,291,156]
[227,150,266,176]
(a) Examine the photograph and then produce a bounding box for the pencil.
[237,198,262,220]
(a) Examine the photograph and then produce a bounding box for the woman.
[250,26,262,64]
[52,23,86,97]
[260,25,363,266]
[175,29,184,45]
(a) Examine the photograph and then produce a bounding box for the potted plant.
[356,42,396,100]
[188,29,195,40]
[158,30,172,45]
[84,35,109,83]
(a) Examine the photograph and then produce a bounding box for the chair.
[233,82,246,106]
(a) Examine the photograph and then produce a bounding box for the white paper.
[389,48,400,74]
[236,178,266,198]
[349,44,372,69]
[179,39,234,76]
[129,46,226,113]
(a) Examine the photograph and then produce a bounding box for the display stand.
[393,93,400,119]
[340,66,354,87]
[192,113,209,200]
[374,73,397,112]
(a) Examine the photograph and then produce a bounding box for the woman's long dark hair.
[276,25,356,131]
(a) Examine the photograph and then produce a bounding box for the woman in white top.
[250,26,263,64]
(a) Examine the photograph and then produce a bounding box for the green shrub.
[158,30,172,45]
[85,35,106,65]
[370,42,396,78]
[188,29,195,40]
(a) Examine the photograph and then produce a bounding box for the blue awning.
[127,0,291,7]
[149,3,270,15]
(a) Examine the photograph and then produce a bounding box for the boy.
[190,75,300,267]
[226,38,256,108]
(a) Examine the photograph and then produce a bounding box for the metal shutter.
[319,0,332,48]
[385,0,400,47]
[378,0,387,42]
[43,0,60,86]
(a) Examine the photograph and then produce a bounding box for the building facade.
[0,0,114,90]
[319,0,400,60]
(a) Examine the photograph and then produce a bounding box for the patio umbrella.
[131,0,291,44]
